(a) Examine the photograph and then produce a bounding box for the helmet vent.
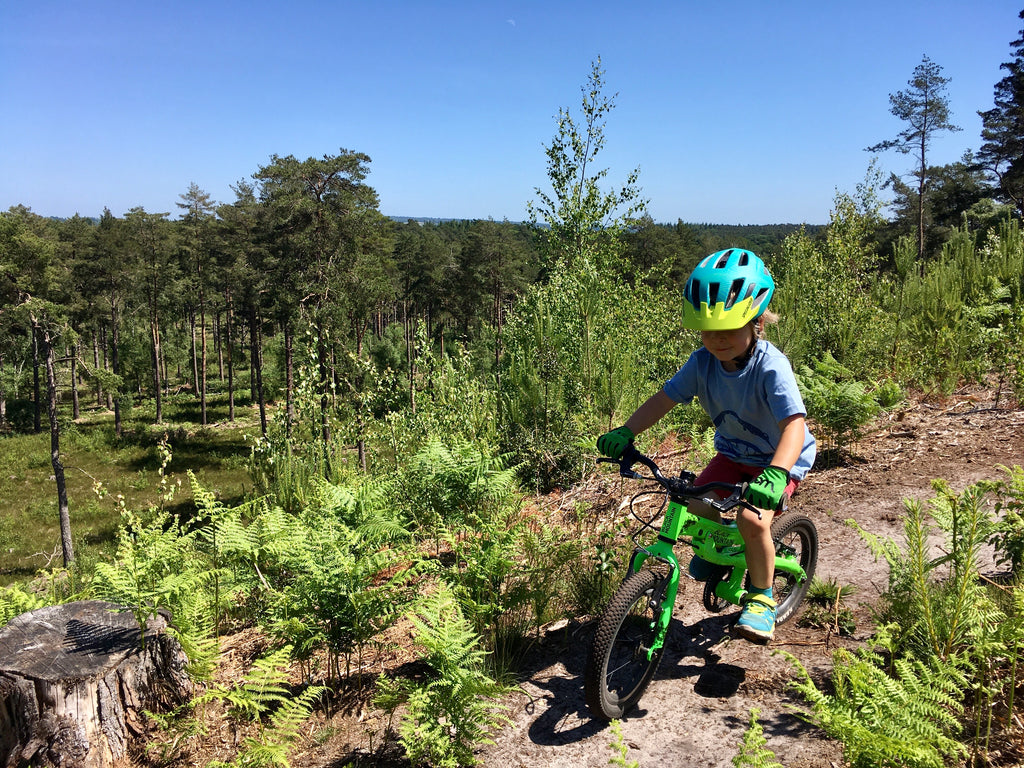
[688,279,700,306]
[737,250,749,266]
[715,252,731,269]
[708,282,720,307]
[725,278,746,309]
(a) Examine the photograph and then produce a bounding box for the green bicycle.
[584,445,818,720]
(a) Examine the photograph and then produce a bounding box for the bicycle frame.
[626,494,810,657]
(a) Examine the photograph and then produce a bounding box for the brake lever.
[713,483,765,519]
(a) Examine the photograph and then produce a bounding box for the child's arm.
[597,390,677,459]
[746,414,806,510]
[624,390,677,436]
[771,414,806,473]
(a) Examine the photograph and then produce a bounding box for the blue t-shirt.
[663,340,816,480]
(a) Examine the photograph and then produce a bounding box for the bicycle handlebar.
[598,444,759,516]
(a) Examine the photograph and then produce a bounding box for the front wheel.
[771,513,818,625]
[584,569,667,720]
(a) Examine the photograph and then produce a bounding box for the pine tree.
[978,10,1024,216]
[866,56,961,260]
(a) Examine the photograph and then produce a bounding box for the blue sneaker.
[735,593,776,643]
[687,556,715,581]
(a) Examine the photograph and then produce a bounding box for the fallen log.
[0,600,192,768]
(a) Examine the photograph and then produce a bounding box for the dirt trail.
[479,387,1024,768]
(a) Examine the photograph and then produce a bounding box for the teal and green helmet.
[682,248,775,330]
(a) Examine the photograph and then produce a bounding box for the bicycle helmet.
[682,248,775,330]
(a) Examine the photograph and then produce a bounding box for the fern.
[374,584,510,767]
[195,645,324,768]
[0,582,47,627]
[988,464,1024,572]
[849,475,1024,764]
[92,508,207,649]
[270,511,417,684]
[608,718,639,768]
[786,649,968,768]
[796,353,880,455]
[398,437,519,548]
[196,646,294,719]
[849,479,1000,660]
[732,708,783,768]
[233,684,323,767]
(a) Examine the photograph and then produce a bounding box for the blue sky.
[1,1,1019,224]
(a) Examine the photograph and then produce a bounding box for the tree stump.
[0,600,193,768]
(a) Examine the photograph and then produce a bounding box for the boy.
[598,248,816,642]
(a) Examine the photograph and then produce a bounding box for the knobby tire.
[584,569,665,720]
[770,513,818,625]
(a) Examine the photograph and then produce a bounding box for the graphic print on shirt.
[713,409,772,462]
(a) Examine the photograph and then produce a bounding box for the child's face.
[701,324,755,370]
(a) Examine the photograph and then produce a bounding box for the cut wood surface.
[0,600,192,768]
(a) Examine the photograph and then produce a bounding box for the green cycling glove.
[745,465,789,511]
[597,426,635,460]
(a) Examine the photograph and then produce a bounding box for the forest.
[2,15,1024,768]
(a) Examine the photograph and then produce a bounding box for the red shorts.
[695,453,800,499]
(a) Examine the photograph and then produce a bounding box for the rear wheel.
[584,569,666,720]
[702,565,732,612]
[770,513,818,625]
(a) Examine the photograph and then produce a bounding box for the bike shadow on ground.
[521,613,741,748]
[660,612,748,698]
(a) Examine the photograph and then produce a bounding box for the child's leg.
[737,507,775,590]
[735,475,801,642]
[687,454,747,579]
[737,473,801,588]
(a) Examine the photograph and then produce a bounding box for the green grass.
[0,391,258,586]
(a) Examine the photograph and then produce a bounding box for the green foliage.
[607,718,640,768]
[269,508,414,684]
[362,340,501,478]
[732,708,784,768]
[527,57,646,275]
[898,225,1018,392]
[872,378,906,410]
[440,502,528,671]
[196,645,325,768]
[798,576,857,636]
[852,480,999,659]
[0,582,47,627]
[839,476,1024,764]
[498,255,687,492]
[567,527,622,618]
[771,177,889,376]
[796,353,880,456]
[374,585,510,768]
[977,11,1024,215]
[92,509,205,649]
[988,465,1024,573]
[396,436,518,545]
[787,648,968,768]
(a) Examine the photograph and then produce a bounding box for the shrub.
[797,353,880,456]
[988,465,1024,574]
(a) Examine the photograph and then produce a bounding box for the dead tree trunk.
[0,601,193,768]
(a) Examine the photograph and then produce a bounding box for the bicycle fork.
[627,547,680,660]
